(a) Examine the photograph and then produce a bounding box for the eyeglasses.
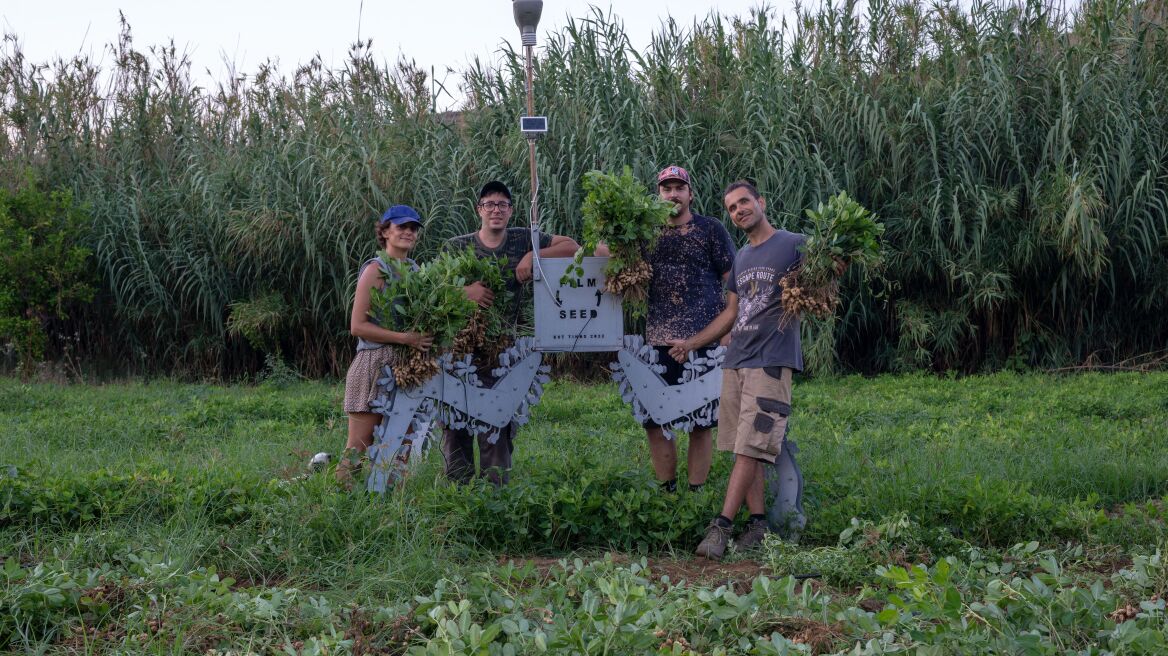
[478,201,513,211]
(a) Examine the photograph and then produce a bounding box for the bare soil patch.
[499,553,782,594]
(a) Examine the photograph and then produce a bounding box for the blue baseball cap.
[380,204,422,226]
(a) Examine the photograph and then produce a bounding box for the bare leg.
[346,412,381,451]
[338,412,380,487]
[720,455,762,520]
[687,427,713,486]
[646,426,678,482]
[746,463,766,515]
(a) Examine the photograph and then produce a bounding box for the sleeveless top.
[355,256,417,352]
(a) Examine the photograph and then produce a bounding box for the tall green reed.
[1,0,1165,377]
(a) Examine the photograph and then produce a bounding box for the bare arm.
[667,292,738,363]
[516,234,581,282]
[718,271,732,346]
[541,234,580,257]
[464,282,495,308]
[350,264,432,350]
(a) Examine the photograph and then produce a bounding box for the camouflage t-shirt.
[444,227,552,324]
[644,213,736,345]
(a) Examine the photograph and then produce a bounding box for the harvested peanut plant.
[564,167,672,320]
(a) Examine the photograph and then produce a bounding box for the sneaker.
[695,519,733,560]
[309,452,331,472]
[735,517,770,551]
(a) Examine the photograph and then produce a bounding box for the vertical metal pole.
[525,42,542,279]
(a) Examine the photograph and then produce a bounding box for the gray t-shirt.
[723,230,806,371]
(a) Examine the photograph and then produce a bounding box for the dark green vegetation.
[0,183,94,371]
[3,0,1167,377]
[778,191,885,336]
[3,373,1166,653]
[370,253,477,347]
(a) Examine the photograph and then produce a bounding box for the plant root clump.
[606,259,652,306]
[452,310,513,367]
[779,269,838,324]
[393,347,439,389]
[452,311,487,356]
[475,338,511,369]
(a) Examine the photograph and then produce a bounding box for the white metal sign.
[532,256,623,352]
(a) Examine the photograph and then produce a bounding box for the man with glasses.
[441,180,579,485]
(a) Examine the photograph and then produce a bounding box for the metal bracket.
[366,337,549,492]
[610,335,722,435]
[764,431,807,540]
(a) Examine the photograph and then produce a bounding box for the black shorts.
[642,344,719,430]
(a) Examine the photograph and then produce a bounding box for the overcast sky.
[3,1,790,109]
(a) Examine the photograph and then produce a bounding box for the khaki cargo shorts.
[717,366,792,463]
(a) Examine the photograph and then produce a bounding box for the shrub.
[0,178,94,372]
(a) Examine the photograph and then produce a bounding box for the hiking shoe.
[735,517,770,551]
[695,519,733,560]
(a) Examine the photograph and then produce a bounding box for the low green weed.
[2,373,1167,652]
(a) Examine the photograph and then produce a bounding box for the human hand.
[407,332,434,351]
[515,252,534,283]
[667,338,692,364]
[464,282,495,308]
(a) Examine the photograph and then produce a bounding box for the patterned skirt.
[343,346,397,413]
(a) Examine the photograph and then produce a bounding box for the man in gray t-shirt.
[722,228,805,371]
[668,180,806,560]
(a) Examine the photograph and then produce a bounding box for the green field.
[3,372,1168,654]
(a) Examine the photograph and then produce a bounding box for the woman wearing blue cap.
[337,205,434,487]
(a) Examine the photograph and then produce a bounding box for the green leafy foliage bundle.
[0,181,94,372]
[781,192,885,320]
[445,247,513,361]
[367,252,478,387]
[568,167,672,319]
